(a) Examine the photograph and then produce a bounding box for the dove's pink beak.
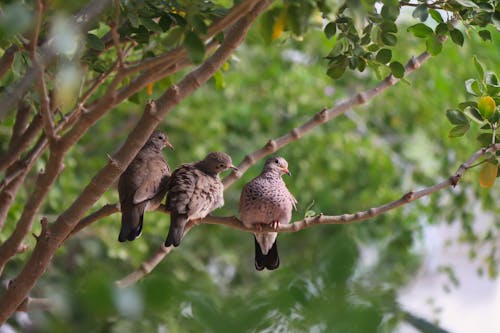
[229,164,238,171]
[165,140,174,150]
[282,167,291,176]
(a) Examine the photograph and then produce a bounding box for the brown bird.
[118,130,173,242]
[239,156,297,270]
[164,152,237,247]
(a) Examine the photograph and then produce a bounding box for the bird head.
[149,130,174,150]
[200,152,238,175]
[264,156,291,176]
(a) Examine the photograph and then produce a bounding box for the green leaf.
[324,22,336,39]
[454,0,479,8]
[478,30,492,41]
[141,18,162,33]
[158,14,173,32]
[407,23,433,38]
[472,55,484,80]
[426,35,442,55]
[435,23,448,36]
[164,26,184,47]
[389,61,405,78]
[379,21,397,33]
[381,5,399,21]
[477,133,494,147]
[468,106,484,121]
[429,9,443,23]
[412,4,428,22]
[86,33,105,51]
[127,12,139,28]
[189,14,208,34]
[381,32,397,46]
[212,70,225,90]
[326,55,348,79]
[465,78,482,96]
[376,48,392,64]
[458,101,477,110]
[184,31,205,64]
[449,124,470,137]
[450,29,464,46]
[446,109,469,125]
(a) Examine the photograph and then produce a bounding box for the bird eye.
[219,163,224,168]
[274,159,279,164]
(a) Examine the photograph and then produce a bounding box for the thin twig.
[223,54,432,188]
[30,0,44,60]
[111,0,125,69]
[36,63,57,142]
[0,45,18,80]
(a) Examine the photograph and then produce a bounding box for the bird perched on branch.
[164,152,237,247]
[239,156,297,270]
[118,130,173,242]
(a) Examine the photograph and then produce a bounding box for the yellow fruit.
[478,95,496,119]
[479,161,498,188]
[272,10,287,40]
[146,83,153,96]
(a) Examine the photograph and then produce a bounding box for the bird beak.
[165,140,174,151]
[282,167,291,176]
[229,164,238,171]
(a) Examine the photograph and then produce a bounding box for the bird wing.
[133,156,169,204]
[166,164,198,215]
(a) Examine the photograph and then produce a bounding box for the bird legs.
[254,220,280,232]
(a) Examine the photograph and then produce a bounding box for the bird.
[239,156,297,270]
[118,130,174,242]
[164,152,237,247]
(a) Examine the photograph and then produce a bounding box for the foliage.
[0,0,499,332]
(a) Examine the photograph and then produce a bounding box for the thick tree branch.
[0,0,269,323]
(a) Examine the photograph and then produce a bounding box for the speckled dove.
[118,130,173,242]
[239,156,297,270]
[164,152,237,247]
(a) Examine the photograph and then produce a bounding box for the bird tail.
[254,236,280,271]
[118,207,144,242]
[165,212,188,247]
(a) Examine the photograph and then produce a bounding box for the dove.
[239,156,297,270]
[164,152,237,247]
[118,130,173,242]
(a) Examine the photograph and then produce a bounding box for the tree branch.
[117,143,499,286]
[223,54,430,188]
[29,0,44,60]
[0,0,270,324]
[0,136,49,230]
[0,45,18,80]
[0,115,43,173]
[117,37,452,285]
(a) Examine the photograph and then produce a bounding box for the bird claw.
[271,220,279,230]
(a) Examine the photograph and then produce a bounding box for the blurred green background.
[1,1,499,332]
